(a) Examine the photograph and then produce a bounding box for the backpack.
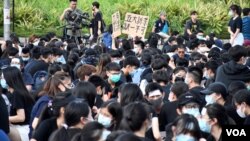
[32,71,49,91]
[102,32,112,48]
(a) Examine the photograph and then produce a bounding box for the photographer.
[60,0,84,44]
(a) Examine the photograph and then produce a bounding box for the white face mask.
[168,92,175,102]
[133,48,139,54]
[184,77,190,84]
[182,108,201,117]
[237,105,246,118]
[56,55,66,64]
[228,10,234,16]
[205,95,216,105]
[98,113,112,128]
[203,71,210,79]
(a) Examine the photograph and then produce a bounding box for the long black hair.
[37,92,76,127]
[49,100,90,141]
[100,100,123,130]
[120,83,145,107]
[119,102,151,132]
[71,121,104,141]
[230,4,242,16]
[73,81,97,108]
[3,66,34,104]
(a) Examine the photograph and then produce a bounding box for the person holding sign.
[152,11,170,41]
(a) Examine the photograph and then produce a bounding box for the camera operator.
[60,0,83,44]
[90,1,105,44]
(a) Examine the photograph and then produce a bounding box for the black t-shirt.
[105,79,124,98]
[91,11,104,36]
[67,128,82,139]
[0,95,9,134]
[9,91,34,125]
[162,84,171,103]
[159,101,178,131]
[224,103,245,125]
[120,71,132,83]
[154,19,169,33]
[25,60,49,77]
[228,16,242,33]
[244,115,250,125]
[138,136,153,141]
[184,19,201,39]
[32,117,58,141]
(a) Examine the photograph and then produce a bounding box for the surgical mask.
[198,118,211,133]
[203,71,210,79]
[237,105,246,118]
[1,79,8,89]
[113,59,120,64]
[184,77,191,84]
[247,85,250,91]
[149,97,163,109]
[197,35,205,40]
[205,95,216,105]
[98,113,112,128]
[22,57,30,61]
[56,55,66,64]
[11,64,21,70]
[33,40,39,46]
[176,134,195,141]
[228,10,234,16]
[133,48,139,54]
[109,74,121,83]
[183,108,201,117]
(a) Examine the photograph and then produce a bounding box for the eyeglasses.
[178,51,185,54]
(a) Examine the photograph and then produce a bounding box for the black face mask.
[149,97,163,109]
[175,77,184,82]
[195,62,205,70]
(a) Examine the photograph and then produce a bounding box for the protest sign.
[112,11,121,38]
[122,13,149,38]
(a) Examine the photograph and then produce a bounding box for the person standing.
[242,8,250,46]
[184,11,201,41]
[90,1,105,44]
[228,4,244,46]
[60,0,83,44]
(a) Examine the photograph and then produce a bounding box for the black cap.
[200,82,228,99]
[178,92,201,106]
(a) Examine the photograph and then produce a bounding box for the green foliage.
[0,0,249,38]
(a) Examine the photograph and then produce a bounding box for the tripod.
[58,24,82,45]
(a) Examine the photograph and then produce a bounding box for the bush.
[0,0,249,38]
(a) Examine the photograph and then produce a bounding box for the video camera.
[66,10,90,32]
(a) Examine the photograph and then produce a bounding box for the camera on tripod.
[66,10,90,32]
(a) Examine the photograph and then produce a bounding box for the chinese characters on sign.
[112,11,121,38]
[122,13,149,38]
